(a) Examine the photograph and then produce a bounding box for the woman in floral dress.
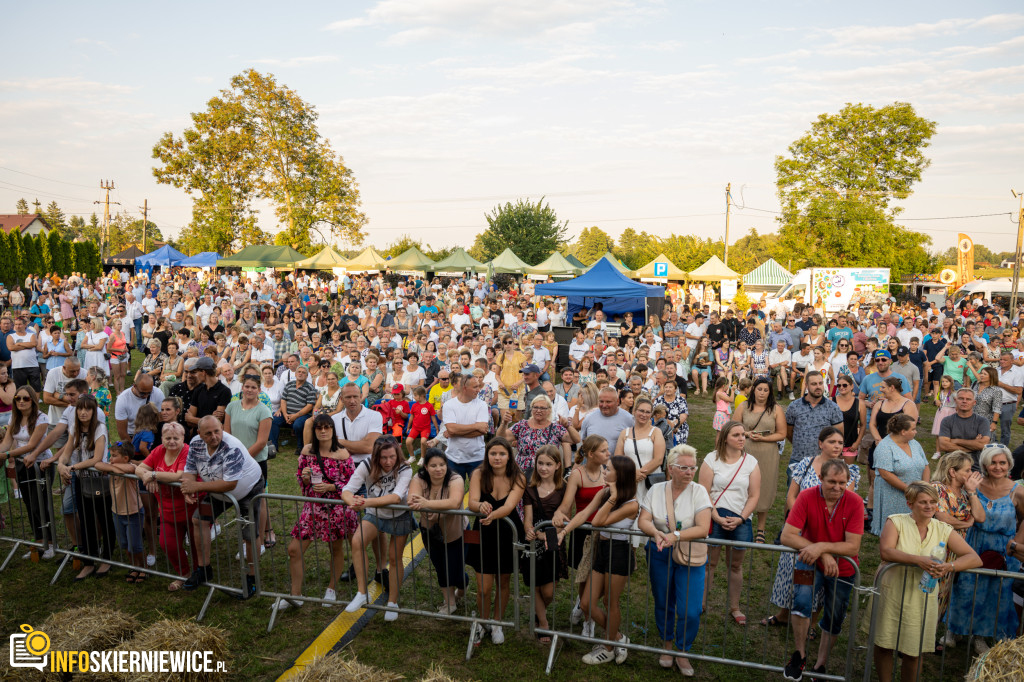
[655,380,689,446]
[932,451,985,629]
[278,414,359,610]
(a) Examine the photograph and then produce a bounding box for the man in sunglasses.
[115,373,165,443]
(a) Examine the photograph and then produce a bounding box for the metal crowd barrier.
[0,462,252,621]
[0,459,51,570]
[861,560,1024,682]
[529,520,862,680]
[253,493,522,660]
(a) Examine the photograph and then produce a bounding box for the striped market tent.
[742,258,793,292]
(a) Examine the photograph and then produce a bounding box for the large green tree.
[728,229,784,273]
[153,69,366,254]
[22,232,41,276]
[570,226,615,265]
[775,102,937,280]
[614,228,661,270]
[15,198,28,215]
[44,201,67,237]
[474,198,567,265]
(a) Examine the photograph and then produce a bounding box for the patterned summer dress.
[291,452,359,542]
[933,482,972,617]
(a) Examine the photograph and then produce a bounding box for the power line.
[0,166,97,189]
[0,179,95,204]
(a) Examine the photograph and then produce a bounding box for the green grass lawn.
[0,362,1015,681]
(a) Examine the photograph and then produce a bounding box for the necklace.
[583,465,603,484]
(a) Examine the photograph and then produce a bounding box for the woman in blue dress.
[947,445,1024,653]
[871,414,930,536]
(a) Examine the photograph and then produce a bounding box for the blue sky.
[2,1,1022,254]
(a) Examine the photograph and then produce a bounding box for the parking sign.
[653,262,668,277]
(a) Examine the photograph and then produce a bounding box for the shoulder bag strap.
[712,453,747,508]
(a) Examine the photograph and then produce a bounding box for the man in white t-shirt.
[333,383,384,466]
[114,374,166,440]
[768,339,793,400]
[8,316,40,391]
[441,375,489,478]
[43,357,87,425]
[530,335,552,381]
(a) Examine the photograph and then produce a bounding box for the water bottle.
[919,542,947,594]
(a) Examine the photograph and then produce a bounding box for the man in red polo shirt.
[780,459,864,681]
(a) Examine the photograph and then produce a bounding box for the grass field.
[0,358,1017,681]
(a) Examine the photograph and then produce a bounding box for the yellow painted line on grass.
[278,493,470,680]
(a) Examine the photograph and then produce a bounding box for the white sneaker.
[417,457,424,467]
[490,625,504,644]
[236,544,267,560]
[582,645,615,665]
[581,620,595,638]
[973,638,990,655]
[210,523,222,541]
[570,598,584,625]
[41,546,55,560]
[21,551,31,560]
[146,554,156,567]
[384,601,399,622]
[437,602,458,616]
[614,634,629,664]
[274,597,303,611]
[788,391,795,400]
[471,622,484,646]
[940,631,956,649]
[323,588,336,606]
[345,592,368,612]
[932,452,941,460]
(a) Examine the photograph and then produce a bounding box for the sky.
[1,1,1022,256]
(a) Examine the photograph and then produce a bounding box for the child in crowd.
[711,376,733,433]
[131,402,161,566]
[405,385,436,465]
[96,441,147,584]
[381,384,409,438]
[733,377,752,412]
[931,375,956,459]
[524,445,568,643]
[651,404,673,445]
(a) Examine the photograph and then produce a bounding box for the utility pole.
[724,183,732,267]
[1011,190,1024,314]
[93,180,119,261]
[140,199,148,253]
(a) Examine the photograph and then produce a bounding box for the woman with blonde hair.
[932,450,985,631]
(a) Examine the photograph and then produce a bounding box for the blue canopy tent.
[535,258,665,324]
[177,251,220,268]
[135,244,188,271]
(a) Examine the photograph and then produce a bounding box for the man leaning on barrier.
[779,459,863,681]
[180,415,266,598]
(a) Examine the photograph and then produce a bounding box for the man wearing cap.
[892,347,921,404]
[171,357,203,435]
[185,357,231,429]
[520,364,546,420]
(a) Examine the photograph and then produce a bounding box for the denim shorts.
[113,509,145,553]
[708,508,753,543]
[792,559,854,635]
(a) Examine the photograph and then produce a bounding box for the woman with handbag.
[614,396,667,503]
[408,448,467,616]
[638,444,711,677]
[699,420,760,625]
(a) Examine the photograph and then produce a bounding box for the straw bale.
[90,618,230,682]
[967,635,1024,681]
[288,652,403,682]
[418,663,475,682]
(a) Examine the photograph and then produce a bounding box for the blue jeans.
[709,508,753,543]
[133,317,144,351]
[271,414,310,450]
[646,542,704,651]
[447,458,481,480]
[999,401,1015,445]
[792,559,854,635]
[113,509,146,554]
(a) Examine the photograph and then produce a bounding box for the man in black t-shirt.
[171,357,203,437]
[186,357,232,430]
[721,309,743,343]
[705,311,726,348]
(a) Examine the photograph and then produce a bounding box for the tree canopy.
[153,69,366,256]
[473,198,567,265]
[775,102,937,280]
[569,226,615,265]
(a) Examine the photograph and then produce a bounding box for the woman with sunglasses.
[224,374,274,547]
[275,414,359,611]
[0,386,57,559]
[834,375,867,463]
[343,435,416,620]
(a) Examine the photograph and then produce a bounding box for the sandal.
[731,610,747,626]
[134,572,149,584]
[755,530,766,544]
[265,531,277,549]
[760,614,787,627]
[168,579,185,592]
[659,654,674,668]
[126,571,140,584]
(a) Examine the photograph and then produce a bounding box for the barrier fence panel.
[861,561,1024,682]
[0,459,50,571]
[27,465,250,621]
[529,520,862,680]
[253,493,522,660]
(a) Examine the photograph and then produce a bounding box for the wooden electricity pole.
[140,199,149,253]
[1011,190,1023,314]
[94,180,119,261]
[724,183,732,267]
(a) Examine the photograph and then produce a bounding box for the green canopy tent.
[486,248,531,274]
[344,246,389,273]
[387,246,436,273]
[565,254,586,269]
[742,258,793,293]
[216,244,304,269]
[294,246,351,270]
[633,253,687,282]
[432,248,486,275]
[585,252,634,277]
[526,252,582,279]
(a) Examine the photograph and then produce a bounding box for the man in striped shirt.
[272,365,317,453]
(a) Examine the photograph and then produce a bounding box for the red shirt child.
[408,388,436,439]
[382,384,410,438]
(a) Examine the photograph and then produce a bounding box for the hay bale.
[91,619,230,682]
[288,653,402,682]
[967,635,1024,681]
[0,606,138,682]
[418,663,475,682]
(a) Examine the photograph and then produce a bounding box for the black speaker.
[552,326,577,345]
[556,344,572,371]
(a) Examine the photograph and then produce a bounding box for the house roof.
[0,214,52,234]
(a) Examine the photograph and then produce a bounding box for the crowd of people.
[2,267,1024,680]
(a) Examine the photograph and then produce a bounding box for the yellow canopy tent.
[633,253,687,281]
